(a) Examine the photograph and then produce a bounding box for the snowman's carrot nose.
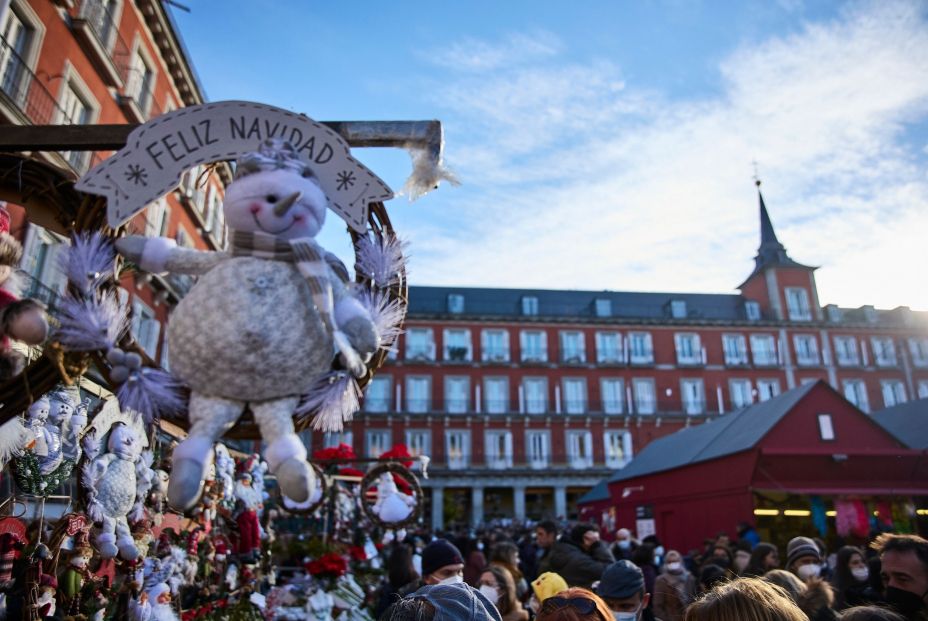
[273,191,302,217]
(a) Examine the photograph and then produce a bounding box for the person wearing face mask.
[595,560,656,621]
[529,572,569,616]
[871,533,928,621]
[420,539,466,587]
[787,536,826,582]
[745,542,781,578]
[652,551,695,621]
[611,529,638,562]
[479,566,528,621]
[832,546,882,611]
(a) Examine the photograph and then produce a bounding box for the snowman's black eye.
[266,195,278,203]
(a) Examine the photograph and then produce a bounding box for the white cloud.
[425,30,564,72]
[402,0,928,310]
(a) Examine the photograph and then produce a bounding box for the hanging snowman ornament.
[372,472,415,524]
[115,138,380,511]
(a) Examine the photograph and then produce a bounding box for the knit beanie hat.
[786,536,821,568]
[532,572,568,601]
[421,539,464,578]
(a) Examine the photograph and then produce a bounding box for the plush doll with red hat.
[0,207,48,379]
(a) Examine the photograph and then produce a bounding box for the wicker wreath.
[359,463,423,529]
[0,153,408,439]
[277,462,327,515]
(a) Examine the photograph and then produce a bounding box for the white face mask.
[613,606,640,621]
[851,567,869,581]
[437,575,464,586]
[665,562,683,573]
[617,540,631,550]
[797,564,821,580]
[654,546,665,557]
[479,585,500,604]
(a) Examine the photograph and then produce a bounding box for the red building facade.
[0,0,228,366]
[319,189,928,530]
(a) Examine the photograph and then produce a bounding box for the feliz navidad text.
[143,116,337,170]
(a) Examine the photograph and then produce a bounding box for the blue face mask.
[613,604,641,621]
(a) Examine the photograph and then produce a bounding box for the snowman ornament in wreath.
[75,102,412,512]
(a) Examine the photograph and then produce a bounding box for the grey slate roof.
[608,382,819,483]
[577,478,611,505]
[871,398,928,449]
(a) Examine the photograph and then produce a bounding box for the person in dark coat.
[632,544,659,619]
[832,545,881,611]
[539,524,614,589]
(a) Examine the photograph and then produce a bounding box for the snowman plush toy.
[116,139,379,510]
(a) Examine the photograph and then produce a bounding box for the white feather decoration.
[356,287,406,350]
[296,372,361,432]
[354,235,408,289]
[0,417,31,468]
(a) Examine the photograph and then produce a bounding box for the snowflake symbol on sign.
[124,164,149,187]
[336,170,356,191]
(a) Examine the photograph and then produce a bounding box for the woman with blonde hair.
[684,577,807,621]
[536,587,614,621]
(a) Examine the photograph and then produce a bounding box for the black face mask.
[885,586,927,618]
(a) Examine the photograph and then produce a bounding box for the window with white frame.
[722,334,748,366]
[405,430,431,468]
[447,294,464,314]
[520,330,548,362]
[131,298,160,358]
[826,305,843,322]
[521,296,538,316]
[560,331,586,364]
[444,376,469,414]
[566,430,594,469]
[594,298,612,317]
[600,378,624,414]
[833,336,860,366]
[632,378,656,415]
[675,333,702,365]
[604,431,633,469]
[526,430,550,469]
[817,414,835,441]
[443,328,472,362]
[0,3,40,106]
[917,380,928,400]
[59,80,93,171]
[126,47,155,115]
[596,332,622,364]
[21,227,68,296]
[745,300,762,321]
[729,379,752,409]
[405,377,431,413]
[908,338,928,368]
[366,430,391,458]
[670,300,687,319]
[757,379,781,402]
[481,329,510,362]
[786,287,812,321]
[681,379,705,415]
[870,337,897,367]
[629,332,654,364]
[881,380,906,408]
[323,431,353,448]
[522,378,548,414]
[145,198,168,238]
[483,377,509,414]
[485,431,512,469]
[364,376,391,413]
[842,379,870,413]
[793,335,820,366]
[562,378,587,414]
[751,334,777,366]
[406,328,435,361]
[445,430,469,469]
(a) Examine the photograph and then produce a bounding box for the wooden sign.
[75,101,394,232]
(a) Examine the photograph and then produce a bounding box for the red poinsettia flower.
[348,545,367,561]
[306,552,348,578]
[380,445,414,468]
[313,443,357,462]
[339,467,365,478]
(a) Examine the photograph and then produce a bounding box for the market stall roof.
[871,398,928,449]
[609,382,818,483]
[578,478,611,505]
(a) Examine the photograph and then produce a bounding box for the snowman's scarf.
[229,230,365,377]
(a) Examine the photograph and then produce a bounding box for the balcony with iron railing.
[71,0,130,87]
[19,271,64,316]
[0,35,105,173]
[364,397,716,417]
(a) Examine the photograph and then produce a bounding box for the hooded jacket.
[538,536,614,589]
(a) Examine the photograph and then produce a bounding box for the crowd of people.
[373,522,928,621]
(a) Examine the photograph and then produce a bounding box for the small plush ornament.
[372,472,415,524]
[225,563,239,592]
[234,471,263,559]
[213,534,231,563]
[83,421,145,560]
[115,139,380,511]
[130,450,157,524]
[148,469,170,524]
[60,544,93,616]
[26,396,53,461]
[130,582,178,621]
[46,384,84,465]
[35,573,57,618]
[0,206,48,380]
[307,589,335,621]
[214,443,236,510]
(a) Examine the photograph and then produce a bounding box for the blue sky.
[171,1,928,310]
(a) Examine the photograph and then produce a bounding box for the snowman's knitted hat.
[235,139,318,181]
